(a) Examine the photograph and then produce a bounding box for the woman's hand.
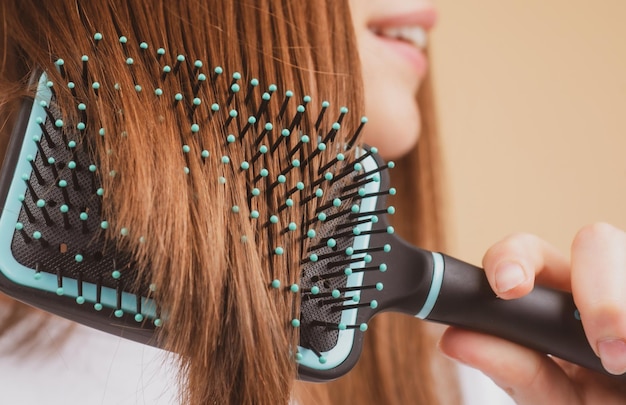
[438,222,626,404]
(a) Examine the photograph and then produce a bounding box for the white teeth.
[375,26,428,49]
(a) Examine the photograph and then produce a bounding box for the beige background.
[430,0,626,265]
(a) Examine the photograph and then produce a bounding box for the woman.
[0,1,625,404]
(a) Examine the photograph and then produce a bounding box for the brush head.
[0,35,430,384]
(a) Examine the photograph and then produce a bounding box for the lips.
[366,7,436,75]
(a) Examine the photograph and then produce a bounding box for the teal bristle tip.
[94,303,103,311]
[76,296,85,305]
[359,324,368,332]
[376,282,384,291]
[140,42,148,49]
[135,314,144,322]
[290,284,299,293]
[274,247,284,255]
[114,310,124,318]
[379,264,388,272]
[291,319,301,328]
[119,36,127,44]
[331,290,341,299]
[271,279,281,289]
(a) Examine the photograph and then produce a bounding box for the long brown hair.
[0,1,446,404]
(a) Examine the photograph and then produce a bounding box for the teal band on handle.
[415,252,444,319]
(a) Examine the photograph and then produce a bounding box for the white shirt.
[0,317,515,405]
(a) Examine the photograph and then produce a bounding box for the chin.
[361,101,421,160]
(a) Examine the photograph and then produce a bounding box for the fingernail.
[494,262,526,294]
[598,339,626,375]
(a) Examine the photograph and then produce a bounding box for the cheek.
[360,79,422,160]
[357,39,422,160]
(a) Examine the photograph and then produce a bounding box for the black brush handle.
[426,254,625,379]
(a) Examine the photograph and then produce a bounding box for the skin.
[350,1,626,403]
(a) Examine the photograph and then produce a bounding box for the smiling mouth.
[370,25,427,50]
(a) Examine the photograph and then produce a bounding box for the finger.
[570,222,626,375]
[438,327,580,405]
[482,233,571,299]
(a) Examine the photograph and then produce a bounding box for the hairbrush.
[0,35,621,386]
